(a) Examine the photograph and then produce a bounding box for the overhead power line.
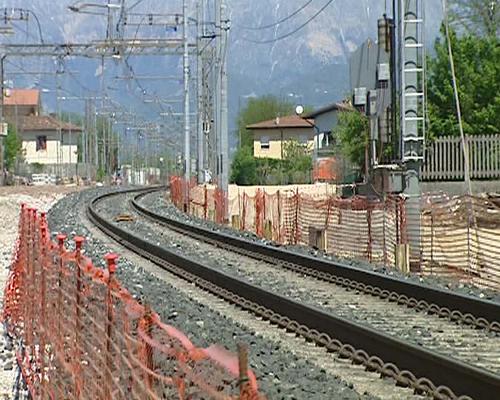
[242,0,335,44]
[441,0,472,197]
[239,0,314,30]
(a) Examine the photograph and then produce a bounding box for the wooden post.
[277,190,282,243]
[294,188,300,244]
[237,343,249,398]
[367,203,373,262]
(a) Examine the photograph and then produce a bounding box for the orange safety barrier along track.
[170,176,500,292]
[2,204,262,399]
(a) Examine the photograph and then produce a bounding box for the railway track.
[88,187,500,400]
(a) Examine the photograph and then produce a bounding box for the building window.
[260,135,270,149]
[36,135,47,151]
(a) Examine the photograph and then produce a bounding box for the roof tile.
[13,115,82,132]
[246,115,314,129]
[3,89,40,106]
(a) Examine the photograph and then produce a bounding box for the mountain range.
[2,0,444,134]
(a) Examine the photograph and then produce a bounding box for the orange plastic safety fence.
[417,194,500,291]
[169,175,186,209]
[170,177,500,291]
[214,187,226,225]
[2,204,262,400]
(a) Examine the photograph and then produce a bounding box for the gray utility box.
[372,165,404,194]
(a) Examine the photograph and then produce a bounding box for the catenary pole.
[183,0,191,189]
[196,0,204,183]
[0,55,4,185]
[220,0,229,220]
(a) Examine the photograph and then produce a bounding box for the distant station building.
[4,88,82,168]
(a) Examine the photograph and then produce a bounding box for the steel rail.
[87,187,500,399]
[131,189,500,331]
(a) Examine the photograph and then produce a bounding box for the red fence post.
[74,236,85,398]
[104,253,118,400]
[255,189,261,237]
[142,304,154,391]
[56,234,66,350]
[39,221,48,399]
[27,208,37,373]
[399,198,407,244]
[204,184,208,220]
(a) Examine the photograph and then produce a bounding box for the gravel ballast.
[46,188,403,399]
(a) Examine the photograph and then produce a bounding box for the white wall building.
[4,89,82,167]
[17,115,81,165]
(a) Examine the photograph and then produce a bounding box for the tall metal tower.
[196,0,229,217]
[183,0,191,185]
[399,0,426,264]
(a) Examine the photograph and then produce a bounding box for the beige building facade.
[247,115,315,159]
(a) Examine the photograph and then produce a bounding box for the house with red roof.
[4,89,82,167]
[246,115,315,160]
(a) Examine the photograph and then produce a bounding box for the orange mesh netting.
[417,194,500,291]
[2,204,262,399]
[171,176,500,291]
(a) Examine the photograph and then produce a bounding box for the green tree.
[282,139,312,172]
[450,0,499,37]
[334,109,369,169]
[230,146,258,185]
[4,124,22,170]
[427,28,499,138]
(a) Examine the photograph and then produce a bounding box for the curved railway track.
[88,187,500,400]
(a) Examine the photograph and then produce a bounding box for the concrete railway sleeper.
[88,187,500,400]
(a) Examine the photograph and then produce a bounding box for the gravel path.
[0,186,78,400]
[141,190,500,304]
[47,188,426,399]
